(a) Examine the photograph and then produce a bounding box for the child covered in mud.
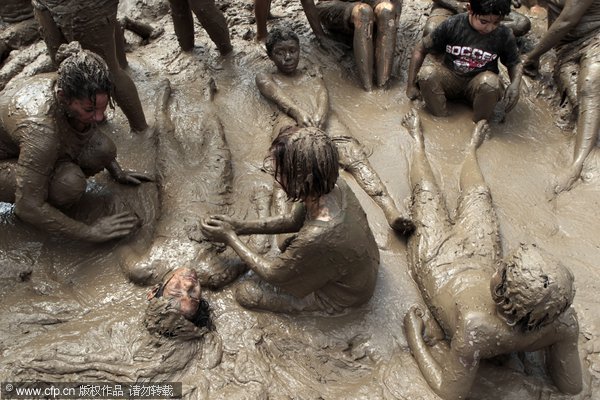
[256,28,413,233]
[200,127,380,314]
[407,0,523,122]
[423,0,531,38]
[32,0,151,134]
[0,42,150,242]
[522,0,600,195]
[167,0,232,56]
[401,109,582,399]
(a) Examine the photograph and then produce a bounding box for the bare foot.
[401,109,424,148]
[548,165,582,199]
[470,119,489,150]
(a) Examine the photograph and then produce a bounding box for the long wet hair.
[491,244,575,332]
[56,41,113,104]
[270,126,339,202]
[469,0,511,16]
[266,27,299,57]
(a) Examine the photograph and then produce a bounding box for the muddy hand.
[317,36,348,59]
[550,167,581,198]
[404,304,426,334]
[200,217,235,244]
[406,83,420,101]
[502,84,520,113]
[118,170,154,185]
[522,55,540,78]
[89,212,139,242]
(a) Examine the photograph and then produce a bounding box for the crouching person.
[200,127,380,314]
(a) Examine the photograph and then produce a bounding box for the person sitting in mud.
[32,0,152,134]
[407,0,523,122]
[423,0,531,38]
[145,266,212,339]
[401,109,582,400]
[256,28,413,233]
[200,127,380,314]
[0,0,40,63]
[0,42,150,242]
[167,0,232,56]
[522,0,600,195]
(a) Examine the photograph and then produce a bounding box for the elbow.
[14,199,39,226]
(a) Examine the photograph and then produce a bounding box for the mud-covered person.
[167,0,232,56]
[407,0,523,122]
[200,128,380,314]
[522,0,600,195]
[0,0,39,62]
[256,28,413,233]
[145,266,213,339]
[32,0,151,134]
[423,0,531,38]
[0,42,150,242]
[401,110,582,400]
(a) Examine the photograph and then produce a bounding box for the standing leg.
[189,0,233,55]
[0,160,17,203]
[350,4,375,91]
[33,7,67,65]
[554,50,600,194]
[373,1,397,87]
[78,15,149,133]
[255,0,271,42]
[168,0,195,51]
[113,21,129,69]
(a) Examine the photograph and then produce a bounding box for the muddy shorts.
[410,184,500,285]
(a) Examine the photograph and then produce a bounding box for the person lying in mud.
[256,28,413,233]
[200,127,380,314]
[407,0,523,122]
[145,266,212,339]
[0,42,150,242]
[401,109,582,400]
[423,0,531,38]
[271,0,401,91]
[32,0,151,134]
[522,0,600,195]
[167,0,232,56]
[0,0,39,63]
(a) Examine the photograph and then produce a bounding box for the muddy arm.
[232,202,306,235]
[406,40,428,99]
[431,0,467,13]
[404,307,478,400]
[314,70,330,128]
[256,73,316,126]
[546,312,583,394]
[299,0,327,39]
[526,0,592,61]
[503,62,523,113]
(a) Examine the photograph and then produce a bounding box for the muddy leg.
[374,1,396,87]
[459,120,489,191]
[350,4,374,91]
[81,16,149,132]
[34,7,67,65]
[401,109,438,190]
[235,279,322,313]
[417,65,448,117]
[189,0,233,55]
[469,71,501,123]
[120,16,163,41]
[255,0,271,42]
[168,0,195,51]
[0,160,17,203]
[554,53,600,195]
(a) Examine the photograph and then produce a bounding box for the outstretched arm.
[523,0,593,74]
[256,73,316,126]
[404,306,479,400]
[503,62,523,113]
[432,0,468,14]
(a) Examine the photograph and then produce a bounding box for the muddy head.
[491,243,576,331]
[266,28,300,75]
[145,267,211,339]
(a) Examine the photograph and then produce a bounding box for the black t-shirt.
[423,13,520,77]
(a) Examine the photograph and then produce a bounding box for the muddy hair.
[266,27,300,57]
[469,0,511,16]
[144,297,212,340]
[270,126,339,202]
[491,244,575,332]
[55,41,113,104]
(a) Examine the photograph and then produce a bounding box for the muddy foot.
[470,119,489,150]
[401,109,424,148]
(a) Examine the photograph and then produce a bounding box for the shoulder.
[255,72,274,86]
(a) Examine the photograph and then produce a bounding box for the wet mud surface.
[1,1,599,399]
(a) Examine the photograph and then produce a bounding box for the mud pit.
[1,1,599,399]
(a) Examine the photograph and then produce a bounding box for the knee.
[351,3,374,26]
[48,163,86,208]
[235,280,264,309]
[417,65,440,85]
[374,1,395,21]
[473,72,501,96]
[78,134,116,176]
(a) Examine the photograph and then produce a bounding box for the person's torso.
[546,0,600,44]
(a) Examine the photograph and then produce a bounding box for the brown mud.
[0,1,599,399]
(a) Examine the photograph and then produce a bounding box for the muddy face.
[269,39,300,74]
[161,267,201,320]
[61,92,109,132]
[468,13,504,35]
